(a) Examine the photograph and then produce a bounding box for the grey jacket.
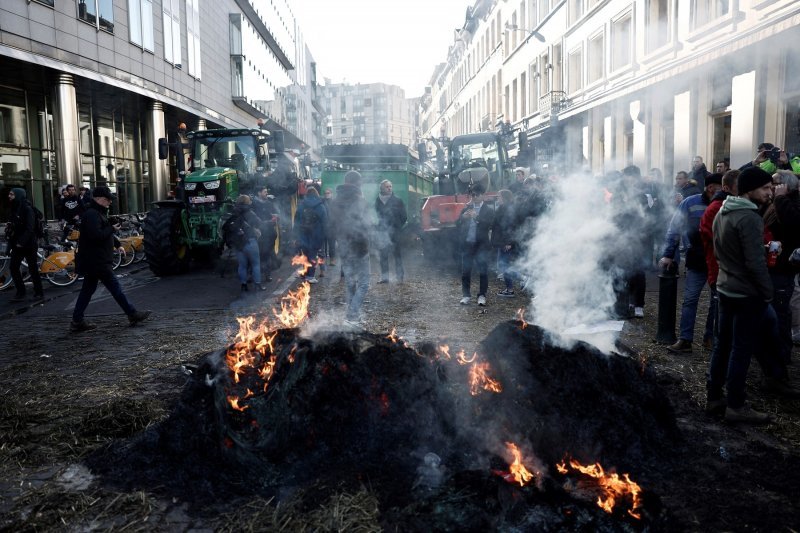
[712,196,772,301]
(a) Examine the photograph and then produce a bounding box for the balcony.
[538,91,568,119]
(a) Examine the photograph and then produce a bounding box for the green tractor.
[143,128,270,276]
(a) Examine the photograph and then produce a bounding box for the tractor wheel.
[143,206,189,276]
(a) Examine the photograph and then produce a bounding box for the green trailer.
[319,144,434,226]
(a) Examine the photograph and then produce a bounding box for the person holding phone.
[456,183,494,306]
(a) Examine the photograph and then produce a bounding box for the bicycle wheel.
[43,257,78,287]
[0,256,12,290]
[119,242,136,267]
[111,249,123,270]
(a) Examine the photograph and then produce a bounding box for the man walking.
[707,167,778,423]
[70,186,150,332]
[457,184,494,306]
[374,179,407,283]
[6,188,43,302]
[330,171,372,325]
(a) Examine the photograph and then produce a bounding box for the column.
[673,91,692,174]
[147,101,169,201]
[53,73,81,187]
[730,71,756,168]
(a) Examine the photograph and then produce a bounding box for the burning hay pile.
[86,275,680,529]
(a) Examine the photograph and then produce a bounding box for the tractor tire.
[143,206,189,276]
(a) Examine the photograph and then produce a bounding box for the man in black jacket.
[70,186,150,332]
[374,180,407,283]
[6,188,43,302]
[59,183,85,241]
[457,184,494,306]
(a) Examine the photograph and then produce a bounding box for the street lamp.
[505,22,546,43]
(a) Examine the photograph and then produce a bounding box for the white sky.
[295,0,474,98]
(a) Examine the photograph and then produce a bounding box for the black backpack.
[222,214,248,249]
[300,204,320,232]
[31,205,46,239]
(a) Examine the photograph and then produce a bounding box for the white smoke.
[517,172,624,354]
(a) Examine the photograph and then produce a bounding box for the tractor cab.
[437,132,511,195]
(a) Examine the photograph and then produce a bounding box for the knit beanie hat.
[737,166,772,196]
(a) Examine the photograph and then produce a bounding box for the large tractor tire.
[143,206,189,276]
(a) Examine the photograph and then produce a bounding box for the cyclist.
[59,183,84,241]
[6,188,43,302]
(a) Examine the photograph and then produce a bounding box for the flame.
[457,350,477,365]
[227,395,249,412]
[559,457,643,519]
[516,308,528,329]
[388,327,399,343]
[469,361,503,395]
[506,442,535,486]
[291,254,313,277]
[274,282,311,328]
[437,344,452,360]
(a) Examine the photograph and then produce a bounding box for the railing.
[538,91,568,118]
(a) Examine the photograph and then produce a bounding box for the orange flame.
[516,308,528,329]
[457,351,477,365]
[469,361,503,395]
[506,442,535,486]
[227,395,249,412]
[437,344,452,360]
[388,327,399,343]
[274,282,311,328]
[559,457,643,519]
[291,254,313,277]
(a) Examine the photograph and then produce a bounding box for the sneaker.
[305,277,319,284]
[128,310,152,326]
[377,278,389,284]
[705,396,727,416]
[255,284,268,291]
[69,320,97,333]
[724,404,771,424]
[667,339,693,354]
[477,295,486,306]
[460,296,471,305]
[762,377,800,398]
[497,289,515,297]
[634,307,644,318]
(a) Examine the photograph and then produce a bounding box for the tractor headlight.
[184,182,197,191]
[204,180,221,190]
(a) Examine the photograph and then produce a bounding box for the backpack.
[222,214,248,249]
[31,205,46,239]
[300,205,320,232]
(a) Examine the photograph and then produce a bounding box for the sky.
[295,0,474,98]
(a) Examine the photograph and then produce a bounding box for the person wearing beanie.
[225,194,266,293]
[706,165,787,423]
[330,170,372,326]
[660,173,722,354]
[6,187,44,302]
[70,186,151,332]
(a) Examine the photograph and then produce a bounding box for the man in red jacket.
[699,170,739,288]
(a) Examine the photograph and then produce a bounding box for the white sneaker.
[634,307,644,318]
[460,296,471,305]
[477,295,486,306]
[305,277,319,284]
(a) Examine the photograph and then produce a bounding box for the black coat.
[375,194,407,237]
[491,203,516,249]
[457,202,494,248]
[76,201,118,275]
[331,183,371,258]
[8,201,37,251]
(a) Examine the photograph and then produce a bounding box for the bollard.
[655,264,679,344]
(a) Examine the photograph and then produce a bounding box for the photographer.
[739,142,793,174]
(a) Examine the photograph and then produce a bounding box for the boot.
[724,404,771,424]
[70,320,97,333]
[705,396,727,416]
[128,310,152,326]
[667,339,693,354]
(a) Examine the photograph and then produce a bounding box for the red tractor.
[418,131,514,261]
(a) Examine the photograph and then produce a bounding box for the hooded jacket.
[331,183,371,258]
[712,196,772,301]
[661,192,711,271]
[294,195,328,251]
[8,187,37,250]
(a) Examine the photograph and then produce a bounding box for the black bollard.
[655,264,678,344]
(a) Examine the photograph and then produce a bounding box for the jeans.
[72,267,136,322]
[299,246,317,278]
[10,246,43,296]
[769,272,794,364]
[462,243,489,297]
[379,237,404,281]
[707,295,783,408]
[236,239,261,285]
[679,268,715,342]
[498,248,518,291]
[342,253,370,321]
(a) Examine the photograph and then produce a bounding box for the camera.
[767,147,782,163]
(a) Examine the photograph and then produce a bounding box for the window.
[529,63,539,113]
[611,12,633,71]
[692,0,730,29]
[128,0,154,51]
[588,33,604,84]
[186,0,201,78]
[569,0,584,24]
[341,127,347,134]
[539,0,549,21]
[539,53,550,94]
[645,0,670,52]
[163,0,181,68]
[568,47,583,94]
[34,0,55,6]
[78,0,115,33]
